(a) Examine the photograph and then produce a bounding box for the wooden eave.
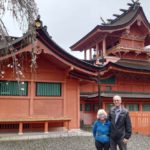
[0,28,99,80]
[36,28,99,77]
[40,52,97,81]
[69,70,97,81]
[70,26,109,51]
[70,6,150,51]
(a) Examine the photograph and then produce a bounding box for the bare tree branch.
[0,0,38,79]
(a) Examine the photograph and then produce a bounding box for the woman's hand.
[123,138,128,144]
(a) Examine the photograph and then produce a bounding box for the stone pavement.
[0,129,92,141]
[0,130,150,150]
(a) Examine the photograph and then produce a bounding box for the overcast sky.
[3,0,150,59]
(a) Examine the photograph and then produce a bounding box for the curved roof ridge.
[104,1,141,26]
[70,2,150,50]
[37,27,99,72]
[0,26,99,73]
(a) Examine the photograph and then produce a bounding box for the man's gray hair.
[113,95,122,101]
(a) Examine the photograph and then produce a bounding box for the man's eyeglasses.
[113,100,120,102]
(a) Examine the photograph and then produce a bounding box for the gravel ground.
[0,133,149,150]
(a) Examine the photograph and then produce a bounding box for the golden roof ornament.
[35,15,43,29]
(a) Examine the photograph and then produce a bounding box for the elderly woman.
[93,109,111,150]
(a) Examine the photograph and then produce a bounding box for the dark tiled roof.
[0,36,19,50]
[81,91,150,99]
[104,2,140,27]
[0,34,30,52]
[115,59,150,71]
[0,27,99,73]
[0,40,8,50]
[71,2,150,50]
[101,92,150,99]
[96,2,150,29]
[37,28,99,72]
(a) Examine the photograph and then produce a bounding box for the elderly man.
[108,95,132,150]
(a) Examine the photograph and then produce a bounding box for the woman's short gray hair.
[97,109,107,119]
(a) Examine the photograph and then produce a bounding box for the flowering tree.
[0,0,38,79]
[0,0,38,37]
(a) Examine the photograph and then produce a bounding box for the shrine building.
[0,1,150,135]
[71,1,150,134]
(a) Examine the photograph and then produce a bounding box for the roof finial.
[131,0,140,5]
[100,17,106,25]
[136,0,140,5]
[35,15,43,29]
[135,0,140,3]
[127,0,140,10]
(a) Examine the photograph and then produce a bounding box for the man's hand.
[123,138,128,144]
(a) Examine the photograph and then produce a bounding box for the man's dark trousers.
[110,138,127,150]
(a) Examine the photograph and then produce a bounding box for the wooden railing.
[130,112,150,135]
[107,44,150,55]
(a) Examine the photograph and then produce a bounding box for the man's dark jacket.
[108,107,132,141]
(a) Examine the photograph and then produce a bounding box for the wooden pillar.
[102,102,105,109]
[63,81,67,116]
[77,79,80,128]
[18,122,23,135]
[44,121,49,133]
[96,43,99,58]
[139,102,143,111]
[84,50,87,60]
[29,79,34,116]
[89,48,92,60]
[67,121,70,130]
[102,39,106,56]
